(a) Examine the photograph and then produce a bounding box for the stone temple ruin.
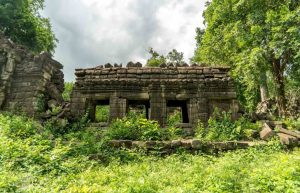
[0,34,64,116]
[70,62,239,127]
[0,33,238,127]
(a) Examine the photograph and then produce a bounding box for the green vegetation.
[167,109,182,127]
[193,0,300,115]
[0,113,299,192]
[62,82,74,102]
[95,105,110,122]
[0,0,57,53]
[195,110,260,141]
[105,111,185,141]
[146,47,185,67]
[105,112,162,141]
[1,0,300,191]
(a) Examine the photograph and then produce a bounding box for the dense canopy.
[193,0,300,113]
[0,0,57,53]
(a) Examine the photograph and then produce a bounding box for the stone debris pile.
[260,121,300,146]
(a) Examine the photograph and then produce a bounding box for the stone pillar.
[109,96,128,121]
[196,98,209,125]
[70,91,87,120]
[149,92,167,127]
[87,100,96,122]
[231,99,240,120]
[187,98,197,125]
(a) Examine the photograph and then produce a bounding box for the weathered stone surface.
[70,62,238,127]
[171,140,182,148]
[0,33,64,116]
[132,141,145,148]
[109,140,132,148]
[278,128,300,139]
[277,133,298,146]
[181,139,193,149]
[267,121,287,129]
[260,123,275,140]
[191,139,203,149]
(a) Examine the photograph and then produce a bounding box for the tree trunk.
[259,71,269,102]
[271,58,286,117]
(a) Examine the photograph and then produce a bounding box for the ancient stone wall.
[0,34,64,116]
[71,62,239,127]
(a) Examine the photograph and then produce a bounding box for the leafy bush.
[167,109,182,127]
[163,126,183,140]
[36,94,46,112]
[0,113,42,139]
[105,113,162,140]
[44,111,89,136]
[196,109,259,141]
[95,106,109,122]
[62,82,74,102]
[0,113,299,192]
[194,120,206,139]
[284,118,300,131]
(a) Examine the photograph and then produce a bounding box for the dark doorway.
[167,100,189,123]
[128,100,150,119]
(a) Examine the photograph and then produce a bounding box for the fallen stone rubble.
[260,121,300,146]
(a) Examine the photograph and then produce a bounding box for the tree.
[167,49,184,64]
[193,0,300,115]
[146,48,185,67]
[146,47,166,67]
[0,0,57,53]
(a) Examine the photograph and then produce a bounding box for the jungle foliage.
[193,0,300,115]
[0,0,57,53]
[0,113,299,192]
[146,47,185,67]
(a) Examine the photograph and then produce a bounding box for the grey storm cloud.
[43,0,206,81]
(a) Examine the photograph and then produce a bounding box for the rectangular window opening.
[94,100,110,123]
[167,100,189,126]
[128,100,150,119]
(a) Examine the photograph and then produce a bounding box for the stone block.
[181,139,193,149]
[132,141,146,149]
[145,141,158,149]
[109,140,132,148]
[266,121,287,129]
[260,123,275,140]
[278,128,300,139]
[171,140,182,148]
[191,139,203,149]
[277,133,298,146]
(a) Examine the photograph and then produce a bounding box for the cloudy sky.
[43,0,206,81]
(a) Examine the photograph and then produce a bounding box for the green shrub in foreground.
[105,112,184,141]
[195,110,260,141]
[105,113,162,140]
[0,113,300,192]
[95,106,109,122]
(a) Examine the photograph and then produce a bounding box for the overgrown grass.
[0,113,299,192]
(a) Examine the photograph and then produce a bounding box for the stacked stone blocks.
[71,63,239,127]
[0,33,64,116]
